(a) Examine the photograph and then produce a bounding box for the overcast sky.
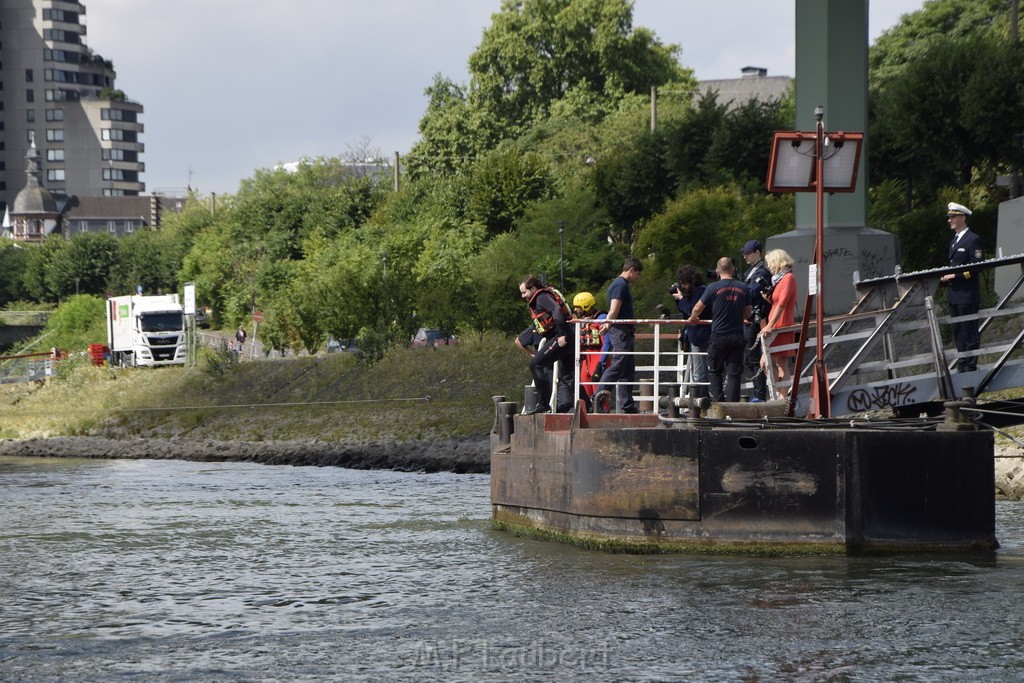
[83,1,927,196]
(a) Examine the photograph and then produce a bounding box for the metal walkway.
[563,253,1024,423]
[767,253,1024,418]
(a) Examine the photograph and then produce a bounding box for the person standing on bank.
[519,275,574,413]
[940,202,984,373]
[741,239,772,401]
[671,265,711,398]
[687,257,751,403]
[759,248,798,399]
[235,325,247,353]
[598,257,643,413]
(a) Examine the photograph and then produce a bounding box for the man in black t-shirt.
[687,257,751,403]
[598,256,643,413]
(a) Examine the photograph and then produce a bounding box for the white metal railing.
[540,319,712,413]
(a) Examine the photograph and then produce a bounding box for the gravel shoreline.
[0,435,491,474]
[2,436,1021,497]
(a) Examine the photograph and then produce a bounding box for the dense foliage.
[5,0,1020,354]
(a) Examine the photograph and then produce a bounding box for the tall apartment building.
[0,0,144,212]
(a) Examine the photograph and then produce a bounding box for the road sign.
[252,311,265,323]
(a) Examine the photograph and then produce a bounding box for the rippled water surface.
[2,455,1023,681]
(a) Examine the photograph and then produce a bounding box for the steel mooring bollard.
[938,393,978,432]
[491,395,506,435]
[498,401,517,445]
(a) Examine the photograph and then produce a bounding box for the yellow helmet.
[573,292,596,312]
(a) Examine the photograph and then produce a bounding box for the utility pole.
[650,86,657,132]
[558,221,565,291]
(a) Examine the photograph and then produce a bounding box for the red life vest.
[579,310,607,349]
[529,287,571,335]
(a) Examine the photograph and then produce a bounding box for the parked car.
[412,328,457,348]
[326,337,360,353]
[194,309,210,329]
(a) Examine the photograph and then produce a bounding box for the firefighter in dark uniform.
[519,274,575,413]
[939,202,984,372]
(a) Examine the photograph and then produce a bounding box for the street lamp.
[558,221,565,292]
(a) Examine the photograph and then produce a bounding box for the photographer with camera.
[741,240,772,401]
[670,265,711,398]
[760,249,798,400]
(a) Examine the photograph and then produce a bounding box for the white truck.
[106,294,187,367]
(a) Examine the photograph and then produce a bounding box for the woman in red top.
[760,248,797,399]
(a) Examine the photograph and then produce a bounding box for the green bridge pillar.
[768,0,899,316]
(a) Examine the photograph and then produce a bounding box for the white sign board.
[183,282,196,315]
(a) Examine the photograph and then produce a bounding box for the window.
[46,149,63,162]
[26,109,34,122]
[45,129,64,142]
[101,129,136,142]
[46,169,65,182]
[45,89,78,102]
[108,221,116,233]
[26,89,33,102]
[124,221,134,234]
[25,69,32,82]
[103,189,125,197]
[102,169,138,182]
[45,108,63,121]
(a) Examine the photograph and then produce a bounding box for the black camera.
[668,283,680,295]
[752,275,773,319]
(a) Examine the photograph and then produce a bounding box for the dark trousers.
[530,338,575,411]
[743,322,767,400]
[600,326,637,412]
[950,302,981,372]
[708,331,745,403]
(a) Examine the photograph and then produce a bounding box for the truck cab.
[106,295,187,367]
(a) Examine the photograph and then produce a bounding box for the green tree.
[868,0,1023,207]
[468,0,690,135]
[408,75,488,178]
[871,33,1024,204]
[464,147,556,237]
[411,0,693,177]
[110,227,186,296]
[592,130,671,246]
[869,0,1013,88]
[635,185,793,277]
[41,294,107,351]
[0,242,29,305]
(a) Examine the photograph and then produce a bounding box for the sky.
[83,1,928,196]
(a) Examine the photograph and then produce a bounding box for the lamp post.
[766,107,864,419]
[558,221,565,292]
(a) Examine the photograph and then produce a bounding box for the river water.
[1,455,1023,682]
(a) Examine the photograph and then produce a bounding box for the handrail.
[535,257,1024,419]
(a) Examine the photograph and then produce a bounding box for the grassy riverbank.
[0,332,528,443]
